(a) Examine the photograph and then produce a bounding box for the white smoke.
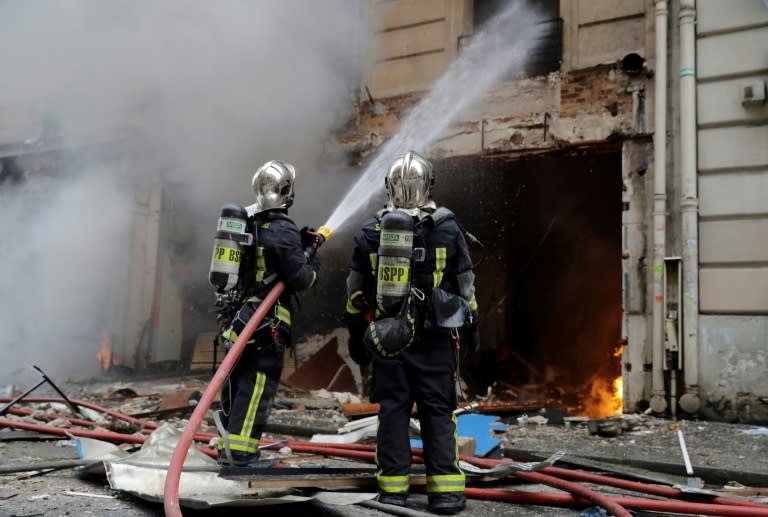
[0,0,362,383]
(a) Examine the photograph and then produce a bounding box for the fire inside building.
[3,0,766,426]
[2,1,768,516]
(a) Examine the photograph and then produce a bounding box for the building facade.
[335,0,768,422]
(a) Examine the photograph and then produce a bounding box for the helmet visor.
[386,152,432,209]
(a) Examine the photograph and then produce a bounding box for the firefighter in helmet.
[215,159,321,467]
[345,151,479,514]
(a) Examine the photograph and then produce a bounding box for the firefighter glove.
[300,226,319,250]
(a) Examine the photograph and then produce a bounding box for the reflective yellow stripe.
[212,246,241,265]
[426,473,465,493]
[346,297,361,315]
[468,295,478,312]
[222,324,256,345]
[433,247,447,287]
[275,305,291,326]
[452,412,461,469]
[255,246,266,282]
[369,253,377,277]
[425,413,464,494]
[240,371,266,442]
[377,473,410,493]
[224,434,260,454]
[309,270,317,288]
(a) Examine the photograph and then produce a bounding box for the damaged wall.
[329,0,651,416]
[333,0,768,423]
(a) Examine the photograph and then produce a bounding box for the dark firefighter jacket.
[346,207,477,354]
[221,208,318,344]
[242,209,318,299]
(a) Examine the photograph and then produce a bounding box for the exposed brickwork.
[334,65,646,164]
[560,65,636,119]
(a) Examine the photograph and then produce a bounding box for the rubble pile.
[1,375,768,516]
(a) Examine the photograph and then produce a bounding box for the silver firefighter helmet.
[385,151,434,211]
[250,160,296,213]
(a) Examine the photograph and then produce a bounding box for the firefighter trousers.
[369,327,465,505]
[219,329,285,455]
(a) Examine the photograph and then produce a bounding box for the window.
[472,0,562,77]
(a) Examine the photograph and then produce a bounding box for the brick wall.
[560,65,635,119]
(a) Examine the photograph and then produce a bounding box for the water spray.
[165,4,545,514]
[322,1,545,235]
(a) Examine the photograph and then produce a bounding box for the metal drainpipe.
[678,0,701,414]
[650,0,669,415]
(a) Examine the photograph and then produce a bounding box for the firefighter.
[345,151,479,514]
[215,159,320,467]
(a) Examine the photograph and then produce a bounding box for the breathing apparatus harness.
[366,207,478,363]
[209,205,312,351]
[364,209,421,358]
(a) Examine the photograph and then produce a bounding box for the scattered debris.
[63,490,116,499]
[0,486,18,499]
[411,413,506,457]
[2,374,768,516]
[0,365,82,418]
[741,427,768,436]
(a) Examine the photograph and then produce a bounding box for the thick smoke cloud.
[0,1,362,383]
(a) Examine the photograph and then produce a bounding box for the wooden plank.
[221,466,378,489]
[341,402,380,417]
[248,477,377,489]
[0,430,60,441]
[190,332,220,372]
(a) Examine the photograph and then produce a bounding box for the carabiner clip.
[451,327,461,352]
[411,287,425,302]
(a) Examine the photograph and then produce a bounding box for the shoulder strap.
[429,207,455,226]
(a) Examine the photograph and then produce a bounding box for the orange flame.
[612,345,624,414]
[611,376,624,414]
[580,345,624,418]
[96,330,112,370]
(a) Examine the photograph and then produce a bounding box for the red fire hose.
[465,488,768,516]
[0,396,152,428]
[425,453,632,517]
[0,398,215,444]
[0,417,218,458]
[2,403,760,513]
[3,407,768,515]
[163,280,286,517]
[457,455,768,511]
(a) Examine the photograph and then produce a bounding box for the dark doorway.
[436,149,623,415]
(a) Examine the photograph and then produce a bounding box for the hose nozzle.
[316,226,333,243]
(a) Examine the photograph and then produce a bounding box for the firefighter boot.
[429,493,466,515]
[378,492,408,507]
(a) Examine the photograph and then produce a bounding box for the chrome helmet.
[385,151,434,210]
[250,160,296,213]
